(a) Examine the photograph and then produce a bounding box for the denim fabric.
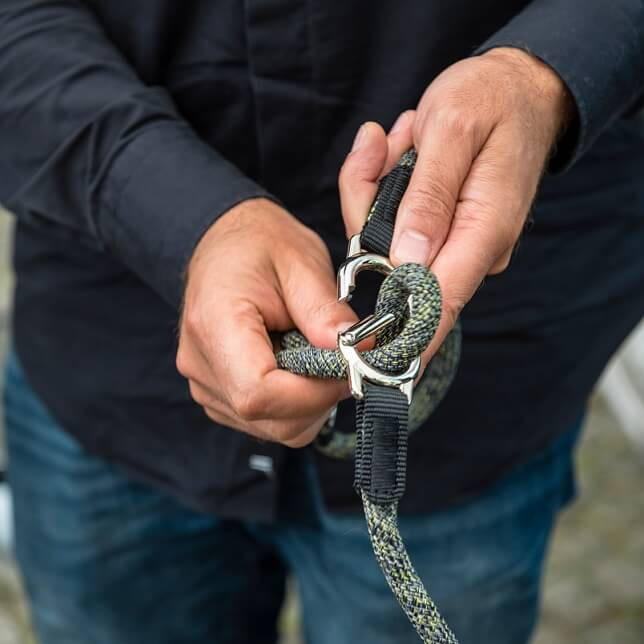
[3,350,580,644]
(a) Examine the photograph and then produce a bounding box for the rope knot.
[276,262,441,378]
[370,263,441,374]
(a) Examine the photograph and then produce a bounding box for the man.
[1,1,643,643]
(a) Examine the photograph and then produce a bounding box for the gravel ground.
[0,208,642,643]
[533,397,644,644]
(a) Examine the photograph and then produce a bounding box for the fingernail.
[351,124,367,152]
[390,111,410,135]
[393,230,432,265]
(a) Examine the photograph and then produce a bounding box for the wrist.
[205,196,284,239]
[483,46,575,144]
[185,197,274,288]
[190,196,282,259]
[185,196,319,291]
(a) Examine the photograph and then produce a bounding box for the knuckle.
[182,307,202,338]
[443,290,468,323]
[489,246,515,275]
[498,223,519,252]
[175,341,196,380]
[434,105,475,139]
[411,113,426,144]
[231,387,265,422]
[204,407,223,424]
[282,433,313,448]
[455,200,486,226]
[488,213,521,253]
[187,380,206,406]
[488,254,511,275]
[405,180,454,229]
[273,423,300,444]
[457,201,517,251]
[273,420,310,445]
[175,349,189,378]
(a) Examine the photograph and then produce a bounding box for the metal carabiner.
[336,235,420,403]
[337,234,394,302]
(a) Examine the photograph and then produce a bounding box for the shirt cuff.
[99,122,274,307]
[474,0,644,172]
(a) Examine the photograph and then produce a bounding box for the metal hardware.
[336,235,419,403]
[340,312,397,346]
[338,318,420,403]
[337,234,394,302]
[347,233,363,258]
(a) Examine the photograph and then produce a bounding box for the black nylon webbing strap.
[360,148,416,256]
[355,383,409,504]
[353,149,417,505]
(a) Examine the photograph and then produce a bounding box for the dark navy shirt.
[1,1,643,519]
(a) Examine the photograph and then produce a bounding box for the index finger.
[214,307,350,422]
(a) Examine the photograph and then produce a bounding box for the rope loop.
[371,263,441,374]
[276,263,441,379]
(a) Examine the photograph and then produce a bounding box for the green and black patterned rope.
[276,150,461,643]
[363,493,459,643]
[278,263,441,379]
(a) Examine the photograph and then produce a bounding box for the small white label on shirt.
[249,454,274,476]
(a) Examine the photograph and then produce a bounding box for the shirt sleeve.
[475,0,644,172]
[0,1,273,307]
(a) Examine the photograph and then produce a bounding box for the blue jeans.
[3,351,580,644]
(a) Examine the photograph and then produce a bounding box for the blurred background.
[0,206,643,643]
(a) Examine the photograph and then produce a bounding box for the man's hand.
[177,198,355,447]
[340,47,574,364]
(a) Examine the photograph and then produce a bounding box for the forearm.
[0,0,270,306]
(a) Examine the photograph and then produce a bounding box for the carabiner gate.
[336,234,420,403]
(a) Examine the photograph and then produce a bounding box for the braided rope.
[363,493,458,643]
[277,263,461,643]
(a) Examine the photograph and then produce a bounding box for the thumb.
[391,116,480,267]
[339,113,416,238]
[339,121,388,237]
[281,255,358,350]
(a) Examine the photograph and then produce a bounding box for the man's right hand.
[176,198,356,447]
